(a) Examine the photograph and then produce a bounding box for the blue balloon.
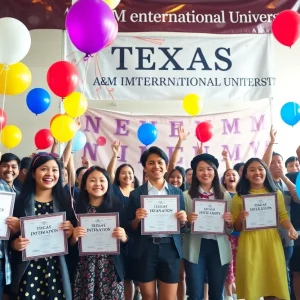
[72,130,87,152]
[26,88,51,115]
[296,172,300,199]
[137,123,157,146]
[280,102,300,126]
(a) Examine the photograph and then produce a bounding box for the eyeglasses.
[32,152,60,166]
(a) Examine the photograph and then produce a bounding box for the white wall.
[3,29,300,163]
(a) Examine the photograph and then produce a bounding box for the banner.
[3,0,299,33]
[66,34,275,102]
[75,105,271,183]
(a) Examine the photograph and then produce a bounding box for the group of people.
[0,125,300,300]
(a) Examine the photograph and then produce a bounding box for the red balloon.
[35,129,54,150]
[47,61,79,98]
[195,122,213,143]
[272,10,300,47]
[97,136,106,146]
[0,109,7,130]
[105,19,118,48]
[50,113,62,127]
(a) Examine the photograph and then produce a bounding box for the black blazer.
[71,195,126,282]
[10,194,76,300]
[126,182,185,259]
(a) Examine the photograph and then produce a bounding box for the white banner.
[75,105,271,182]
[65,34,275,103]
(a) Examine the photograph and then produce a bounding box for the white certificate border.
[242,193,279,231]
[20,212,67,261]
[140,195,180,235]
[191,198,227,235]
[0,192,16,240]
[77,212,120,256]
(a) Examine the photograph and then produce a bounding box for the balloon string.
[0,66,9,151]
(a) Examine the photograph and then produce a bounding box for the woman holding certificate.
[232,158,298,300]
[9,153,75,300]
[70,166,128,300]
[183,153,233,300]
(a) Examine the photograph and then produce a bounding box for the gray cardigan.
[182,190,232,265]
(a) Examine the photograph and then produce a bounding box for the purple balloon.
[66,0,115,54]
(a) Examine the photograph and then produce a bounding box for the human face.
[186,169,193,185]
[0,160,19,185]
[168,170,183,188]
[224,169,239,190]
[144,154,167,181]
[76,168,87,188]
[119,166,134,187]
[85,170,108,199]
[287,161,300,173]
[62,168,68,186]
[246,161,266,189]
[196,161,215,187]
[270,155,284,179]
[34,160,59,190]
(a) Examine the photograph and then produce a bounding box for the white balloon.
[0,18,31,65]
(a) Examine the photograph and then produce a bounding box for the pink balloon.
[105,19,118,48]
[97,136,106,146]
[66,0,116,54]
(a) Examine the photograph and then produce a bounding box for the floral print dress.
[72,205,124,300]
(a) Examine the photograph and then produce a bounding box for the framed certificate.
[192,199,227,234]
[78,213,120,255]
[0,192,15,240]
[242,193,278,231]
[141,195,180,235]
[20,212,68,261]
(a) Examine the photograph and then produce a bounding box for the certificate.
[0,192,15,240]
[242,193,278,230]
[78,213,120,255]
[192,199,227,234]
[141,195,180,235]
[20,212,68,261]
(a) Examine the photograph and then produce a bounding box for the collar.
[147,180,169,192]
[198,186,214,194]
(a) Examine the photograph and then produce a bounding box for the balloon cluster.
[272,10,300,47]
[280,102,300,127]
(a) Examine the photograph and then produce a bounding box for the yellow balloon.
[1,125,22,148]
[64,92,88,118]
[50,115,77,143]
[0,62,31,95]
[104,0,120,9]
[182,94,201,116]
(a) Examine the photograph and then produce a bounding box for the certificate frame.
[242,193,278,231]
[78,212,120,256]
[20,212,68,261]
[0,192,16,240]
[192,199,227,235]
[141,195,180,235]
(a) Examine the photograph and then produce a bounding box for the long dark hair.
[236,158,278,196]
[168,166,186,191]
[188,160,224,199]
[114,163,135,187]
[77,166,114,213]
[20,154,72,214]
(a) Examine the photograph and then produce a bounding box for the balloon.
[0,63,31,95]
[50,115,77,143]
[195,122,213,143]
[280,102,300,126]
[1,125,22,148]
[105,19,118,48]
[0,109,7,130]
[66,0,116,54]
[26,88,51,115]
[104,0,121,9]
[50,114,63,127]
[272,10,300,47]
[296,172,300,199]
[47,61,79,98]
[183,94,201,116]
[72,131,87,152]
[0,18,31,65]
[34,129,54,150]
[137,123,157,146]
[64,92,88,118]
[97,136,107,146]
